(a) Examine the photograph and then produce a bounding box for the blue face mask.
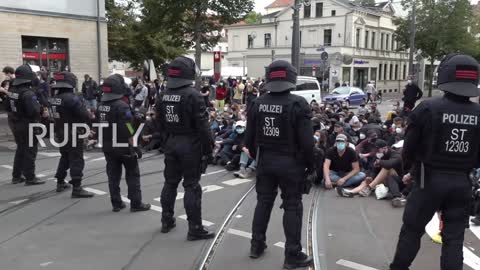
[337,142,346,151]
[236,127,245,134]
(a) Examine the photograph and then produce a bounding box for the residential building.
[226,0,410,93]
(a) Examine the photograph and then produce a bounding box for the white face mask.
[376,153,384,159]
[339,118,344,123]
[353,127,361,132]
[396,128,403,134]
[146,116,152,121]
[391,124,396,129]
[360,133,366,140]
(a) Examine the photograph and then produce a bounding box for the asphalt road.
[1,97,480,270]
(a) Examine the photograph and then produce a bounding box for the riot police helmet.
[264,60,297,93]
[166,56,199,89]
[51,72,77,89]
[11,65,36,86]
[101,74,128,102]
[437,53,480,97]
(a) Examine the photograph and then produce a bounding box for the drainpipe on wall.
[96,0,102,82]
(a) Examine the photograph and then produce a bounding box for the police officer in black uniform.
[156,56,214,240]
[97,74,150,212]
[7,65,44,186]
[50,72,94,198]
[245,60,314,269]
[390,54,480,270]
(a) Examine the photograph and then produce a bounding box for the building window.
[364,31,369,49]
[370,67,377,82]
[22,36,69,73]
[264,33,271,48]
[371,32,376,49]
[304,5,311,18]
[389,64,393,80]
[384,64,388,80]
[392,35,396,51]
[316,3,323,18]
[356,29,361,48]
[248,35,254,48]
[380,33,384,50]
[342,67,351,84]
[331,10,336,16]
[394,64,399,80]
[379,64,383,81]
[403,64,407,79]
[324,29,332,46]
[386,34,390,51]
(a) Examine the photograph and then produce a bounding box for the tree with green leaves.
[245,12,263,24]
[106,0,186,70]
[394,0,478,97]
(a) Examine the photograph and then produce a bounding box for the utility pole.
[408,2,416,80]
[291,0,301,71]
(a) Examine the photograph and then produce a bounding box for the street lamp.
[291,0,310,72]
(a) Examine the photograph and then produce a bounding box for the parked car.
[292,76,321,104]
[323,87,367,107]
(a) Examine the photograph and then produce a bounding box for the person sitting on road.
[327,122,352,147]
[356,130,379,170]
[369,103,382,122]
[324,134,366,189]
[385,117,406,146]
[213,121,246,167]
[233,147,256,179]
[339,140,402,198]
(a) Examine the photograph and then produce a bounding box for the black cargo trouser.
[161,135,203,226]
[12,122,38,180]
[252,152,305,257]
[55,139,85,187]
[104,150,143,208]
[390,171,472,270]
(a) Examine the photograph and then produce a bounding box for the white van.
[293,76,322,104]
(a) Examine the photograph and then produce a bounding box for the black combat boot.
[112,202,127,212]
[56,180,70,192]
[249,241,267,259]
[187,223,215,241]
[161,217,176,233]
[130,203,151,212]
[25,177,45,186]
[71,186,94,198]
[283,252,313,269]
[11,177,26,184]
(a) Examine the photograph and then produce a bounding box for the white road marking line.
[227,228,252,239]
[177,214,214,227]
[336,259,380,270]
[89,157,106,162]
[47,177,56,180]
[235,215,243,218]
[121,196,162,212]
[38,152,61,157]
[9,199,28,205]
[40,261,53,267]
[37,174,47,178]
[83,155,89,160]
[222,178,252,186]
[274,242,306,253]
[427,213,480,270]
[83,188,107,195]
[470,221,480,240]
[202,169,226,176]
[154,185,224,201]
[1,165,13,169]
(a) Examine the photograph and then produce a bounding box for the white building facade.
[226,0,410,93]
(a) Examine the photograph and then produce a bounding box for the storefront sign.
[22,52,67,60]
[354,60,369,65]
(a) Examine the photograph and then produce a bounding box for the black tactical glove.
[302,169,317,194]
[134,147,143,159]
[200,155,209,174]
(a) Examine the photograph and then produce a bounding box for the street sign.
[331,69,339,78]
[321,52,329,61]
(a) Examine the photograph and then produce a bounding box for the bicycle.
[375,92,382,104]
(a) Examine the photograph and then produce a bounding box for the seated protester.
[358,103,368,116]
[340,140,403,198]
[327,123,352,148]
[324,134,366,189]
[233,147,256,179]
[369,103,382,122]
[349,116,363,144]
[142,110,163,152]
[386,117,406,146]
[356,130,379,170]
[214,121,245,167]
[313,130,328,185]
[389,140,411,207]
